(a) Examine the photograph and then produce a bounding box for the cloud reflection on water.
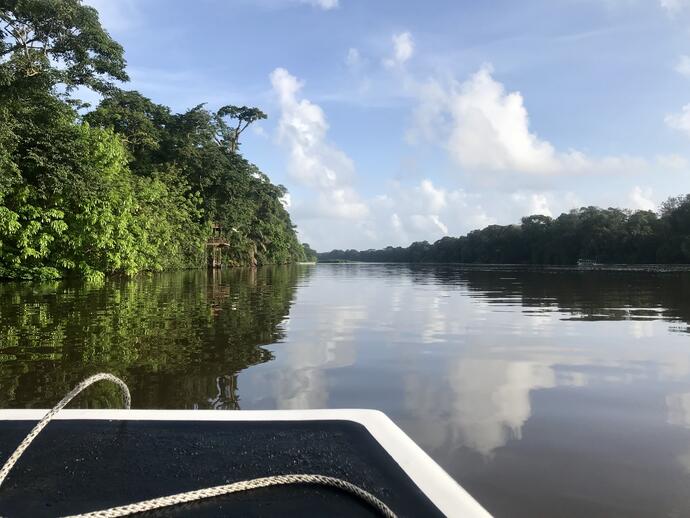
[241,265,690,465]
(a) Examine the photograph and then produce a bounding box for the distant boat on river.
[577,258,601,268]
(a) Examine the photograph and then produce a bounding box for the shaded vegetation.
[319,199,690,265]
[402,264,690,331]
[0,0,309,280]
[0,266,308,409]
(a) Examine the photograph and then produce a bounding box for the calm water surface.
[2,264,690,517]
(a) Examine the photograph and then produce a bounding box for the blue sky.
[85,0,690,251]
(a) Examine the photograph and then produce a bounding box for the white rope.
[0,373,397,518]
[0,373,131,490]
[63,474,396,518]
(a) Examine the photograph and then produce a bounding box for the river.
[2,263,690,517]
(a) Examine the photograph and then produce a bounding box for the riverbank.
[0,261,317,283]
[317,261,690,272]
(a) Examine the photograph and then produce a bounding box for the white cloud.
[391,213,403,231]
[665,103,690,138]
[511,192,553,217]
[360,183,589,250]
[393,32,414,63]
[270,56,658,250]
[287,174,495,251]
[345,48,361,67]
[447,65,564,174]
[411,64,647,176]
[660,0,689,15]
[675,55,690,77]
[362,179,492,247]
[301,0,339,10]
[629,186,656,211]
[656,153,689,169]
[384,32,414,68]
[271,67,368,222]
[410,214,449,236]
[419,179,447,213]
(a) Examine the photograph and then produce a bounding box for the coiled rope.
[0,373,397,518]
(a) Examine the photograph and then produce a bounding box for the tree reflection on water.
[0,266,312,409]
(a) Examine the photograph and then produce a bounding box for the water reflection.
[2,264,690,516]
[239,264,690,516]
[401,265,689,326]
[0,266,311,409]
[241,280,363,409]
[402,359,556,456]
[668,393,690,429]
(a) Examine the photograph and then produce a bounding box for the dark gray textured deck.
[0,419,443,517]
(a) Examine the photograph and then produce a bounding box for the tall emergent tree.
[215,105,267,153]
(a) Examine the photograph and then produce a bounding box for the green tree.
[318,196,690,266]
[0,0,128,92]
[301,243,318,262]
[215,105,267,153]
[659,195,690,262]
[0,0,313,280]
[84,90,172,174]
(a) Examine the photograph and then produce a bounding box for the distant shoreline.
[316,261,690,272]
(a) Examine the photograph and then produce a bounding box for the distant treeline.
[319,197,690,265]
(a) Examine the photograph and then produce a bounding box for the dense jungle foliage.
[0,0,308,281]
[319,198,690,265]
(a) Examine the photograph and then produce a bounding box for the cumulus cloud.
[410,64,559,174]
[656,153,689,169]
[660,0,689,15]
[271,67,368,221]
[384,32,414,68]
[411,64,646,176]
[665,103,690,137]
[282,174,494,251]
[511,192,553,217]
[270,57,654,250]
[300,0,339,10]
[365,180,493,247]
[446,65,564,174]
[269,69,494,249]
[345,48,360,67]
[629,186,656,211]
[418,179,447,213]
[675,55,690,77]
[269,67,470,250]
